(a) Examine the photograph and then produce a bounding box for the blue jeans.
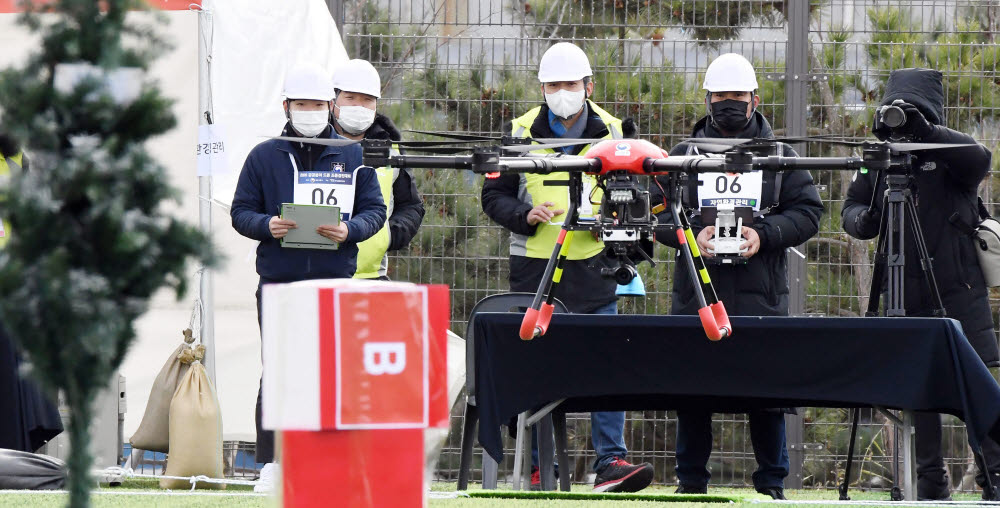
[675,409,789,489]
[531,301,628,473]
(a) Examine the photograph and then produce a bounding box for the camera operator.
[842,67,1000,501]
[650,53,824,500]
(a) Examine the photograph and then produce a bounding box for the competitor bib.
[698,171,763,211]
[290,153,357,221]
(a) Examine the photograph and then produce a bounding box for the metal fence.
[337,0,1000,492]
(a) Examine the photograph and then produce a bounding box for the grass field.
[0,480,991,507]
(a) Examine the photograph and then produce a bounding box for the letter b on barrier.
[363,342,407,375]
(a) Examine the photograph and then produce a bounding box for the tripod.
[839,169,995,501]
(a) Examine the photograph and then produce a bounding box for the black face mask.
[709,99,752,134]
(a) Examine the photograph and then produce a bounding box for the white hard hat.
[282,64,335,101]
[332,59,382,99]
[702,53,759,93]
[538,42,593,83]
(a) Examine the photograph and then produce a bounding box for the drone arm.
[386,154,475,170]
[499,157,600,174]
[643,156,727,174]
[751,155,865,171]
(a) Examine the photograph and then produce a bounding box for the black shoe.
[675,484,708,494]
[917,476,951,501]
[984,487,1000,501]
[983,473,1000,501]
[593,457,654,493]
[756,487,786,500]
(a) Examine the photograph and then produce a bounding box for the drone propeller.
[529,137,606,145]
[398,146,484,155]
[271,136,360,147]
[885,142,977,151]
[680,136,975,153]
[270,136,488,149]
[500,140,597,153]
[404,129,498,141]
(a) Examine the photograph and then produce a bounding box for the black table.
[473,313,1000,495]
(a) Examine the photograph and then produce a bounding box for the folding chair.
[456,292,570,491]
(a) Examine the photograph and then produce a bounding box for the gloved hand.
[856,208,881,236]
[896,103,934,140]
[872,113,891,141]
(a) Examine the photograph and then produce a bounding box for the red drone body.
[584,138,670,175]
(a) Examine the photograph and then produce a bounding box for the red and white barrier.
[262,280,449,508]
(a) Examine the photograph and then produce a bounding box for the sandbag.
[0,448,66,490]
[160,354,225,490]
[129,330,196,453]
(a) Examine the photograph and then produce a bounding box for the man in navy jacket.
[230,65,386,491]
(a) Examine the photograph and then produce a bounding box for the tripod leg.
[840,407,860,500]
[866,196,891,317]
[885,188,907,317]
[902,197,946,317]
[890,421,903,500]
[975,446,997,500]
[520,228,574,340]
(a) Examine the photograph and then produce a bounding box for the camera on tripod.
[874,99,913,141]
[877,99,908,129]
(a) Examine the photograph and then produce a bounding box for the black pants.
[916,411,1000,494]
[254,282,275,464]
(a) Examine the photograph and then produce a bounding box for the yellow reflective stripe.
[699,267,711,284]
[559,231,573,256]
[551,231,573,284]
[553,266,565,283]
[684,228,700,258]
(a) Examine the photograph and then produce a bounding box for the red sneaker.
[593,457,653,493]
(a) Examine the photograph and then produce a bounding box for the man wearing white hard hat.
[650,53,822,500]
[482,41,653,493]
[330,59,425,280]
[230,64,386,492]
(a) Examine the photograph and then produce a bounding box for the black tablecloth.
[474,313,1000,463]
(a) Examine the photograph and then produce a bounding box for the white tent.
[0,0,349,442]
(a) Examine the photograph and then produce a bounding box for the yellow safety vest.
[0,151,23,249]
[354,149,398,279]
[509,101,623,260]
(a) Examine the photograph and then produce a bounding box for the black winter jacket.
[842,68,998,366]
[361,113,426,251]
[651,113,824,317]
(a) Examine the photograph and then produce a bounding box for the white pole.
[197,6,216,384]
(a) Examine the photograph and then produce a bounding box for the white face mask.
[289,109,330,138]
[545,89,586,119]
[336,105,376,135]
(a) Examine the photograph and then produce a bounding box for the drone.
[271,132,971,341]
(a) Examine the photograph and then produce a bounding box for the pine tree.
[0,1,215,506]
